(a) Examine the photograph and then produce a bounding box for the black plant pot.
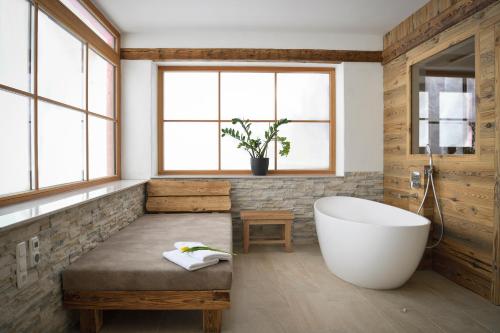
[250,157,269,176]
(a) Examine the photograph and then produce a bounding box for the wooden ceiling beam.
[120,48,382,63]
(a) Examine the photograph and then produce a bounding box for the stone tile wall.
[0,184,145,333]
[173,172,384,244]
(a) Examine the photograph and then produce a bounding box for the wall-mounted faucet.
[410,171,421,189]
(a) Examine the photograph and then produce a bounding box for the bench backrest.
[146,180,231,213]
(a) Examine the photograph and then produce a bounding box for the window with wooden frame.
[410,36,477,155]
[0,0,120,205]
[157,66,335,175]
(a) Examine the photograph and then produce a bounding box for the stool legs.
[243,221,250,253]
[284,222,292,252]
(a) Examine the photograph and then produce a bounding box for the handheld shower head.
[425,144,433,170]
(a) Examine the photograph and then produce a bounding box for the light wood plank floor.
[82,245,500,333]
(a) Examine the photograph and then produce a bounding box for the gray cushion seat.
[63,213,232,291]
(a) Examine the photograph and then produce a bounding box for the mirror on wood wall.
[411,37,476,155]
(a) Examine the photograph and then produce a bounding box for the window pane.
[89,116,115,179]
[277,73,330,120]
[0,0,32,91]
[419,92,429,118]
[439,120,473,148]
[89,49,114,118]
[163,72,218,120]
[419,120,429,147]
[38,10,85,108]
[220,73,274,120]
[59,0,115,48]
[38,101,85,188]
[221,122,275,170]
[277,123,329,170]
[439,92,474,119]
[163,122,218,170]
[0,90,32,196]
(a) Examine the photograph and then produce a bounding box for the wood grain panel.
[79,309,102,333]
[121,48,382,63]
[203,310,222,333]
[148,180,231,197]
[145,180,231,213]
[240,210,294,220]
[64,290,230,310]
[36,0,119,64]
[492,21,500,305]
[382,0,497,64]
[433,249,491,299]
[146,196,231,213]
[383,1,500,302]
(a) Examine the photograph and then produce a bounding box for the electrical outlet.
[29,236,40,267]
[16,242,28,289]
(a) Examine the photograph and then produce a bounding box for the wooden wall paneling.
[383,2,500,302]
[382,0,497,64]
[492,21,500,305]
[146,196,231,213]
[148,180,231,197]
[408,166,434,269]
[145,180,232,213]
[121,48,382,63]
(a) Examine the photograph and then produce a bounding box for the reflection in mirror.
[411,37,476,155]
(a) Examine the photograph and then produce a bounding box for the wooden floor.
[77,245,500,333]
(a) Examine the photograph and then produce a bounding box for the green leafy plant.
[221,118,291,158]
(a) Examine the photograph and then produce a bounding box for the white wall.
[342,62,384,172]
[122,30,381,50]
[121,60,152,180]
[120,60,384,179]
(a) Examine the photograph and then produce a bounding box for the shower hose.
[416,168,444,249]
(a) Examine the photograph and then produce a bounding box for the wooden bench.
[63,180,233,333]
[240,210,294,253]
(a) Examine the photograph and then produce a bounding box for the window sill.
[153,174,342,179]
[0,180,147,233]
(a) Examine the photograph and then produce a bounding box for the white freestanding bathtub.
[314,196,430,289]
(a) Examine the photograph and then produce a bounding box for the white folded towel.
[162,250,219,271]
[174,241,232,262]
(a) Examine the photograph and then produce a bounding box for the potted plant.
[221,118,291,175]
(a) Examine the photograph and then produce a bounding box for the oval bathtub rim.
[313,196,430,228]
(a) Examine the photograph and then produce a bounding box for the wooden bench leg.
[79,309,103,333]
[203,310,222,333]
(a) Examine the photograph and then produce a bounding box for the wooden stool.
[240,210,294,253]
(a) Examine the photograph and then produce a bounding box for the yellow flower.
[180,246,190,252]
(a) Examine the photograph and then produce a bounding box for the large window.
[158,67,335,174]
[0,0,119,202]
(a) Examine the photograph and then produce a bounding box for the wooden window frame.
[157,66,336,175]
[406,34,481,161]
[0,0,121,207]
[406,31,480,162]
